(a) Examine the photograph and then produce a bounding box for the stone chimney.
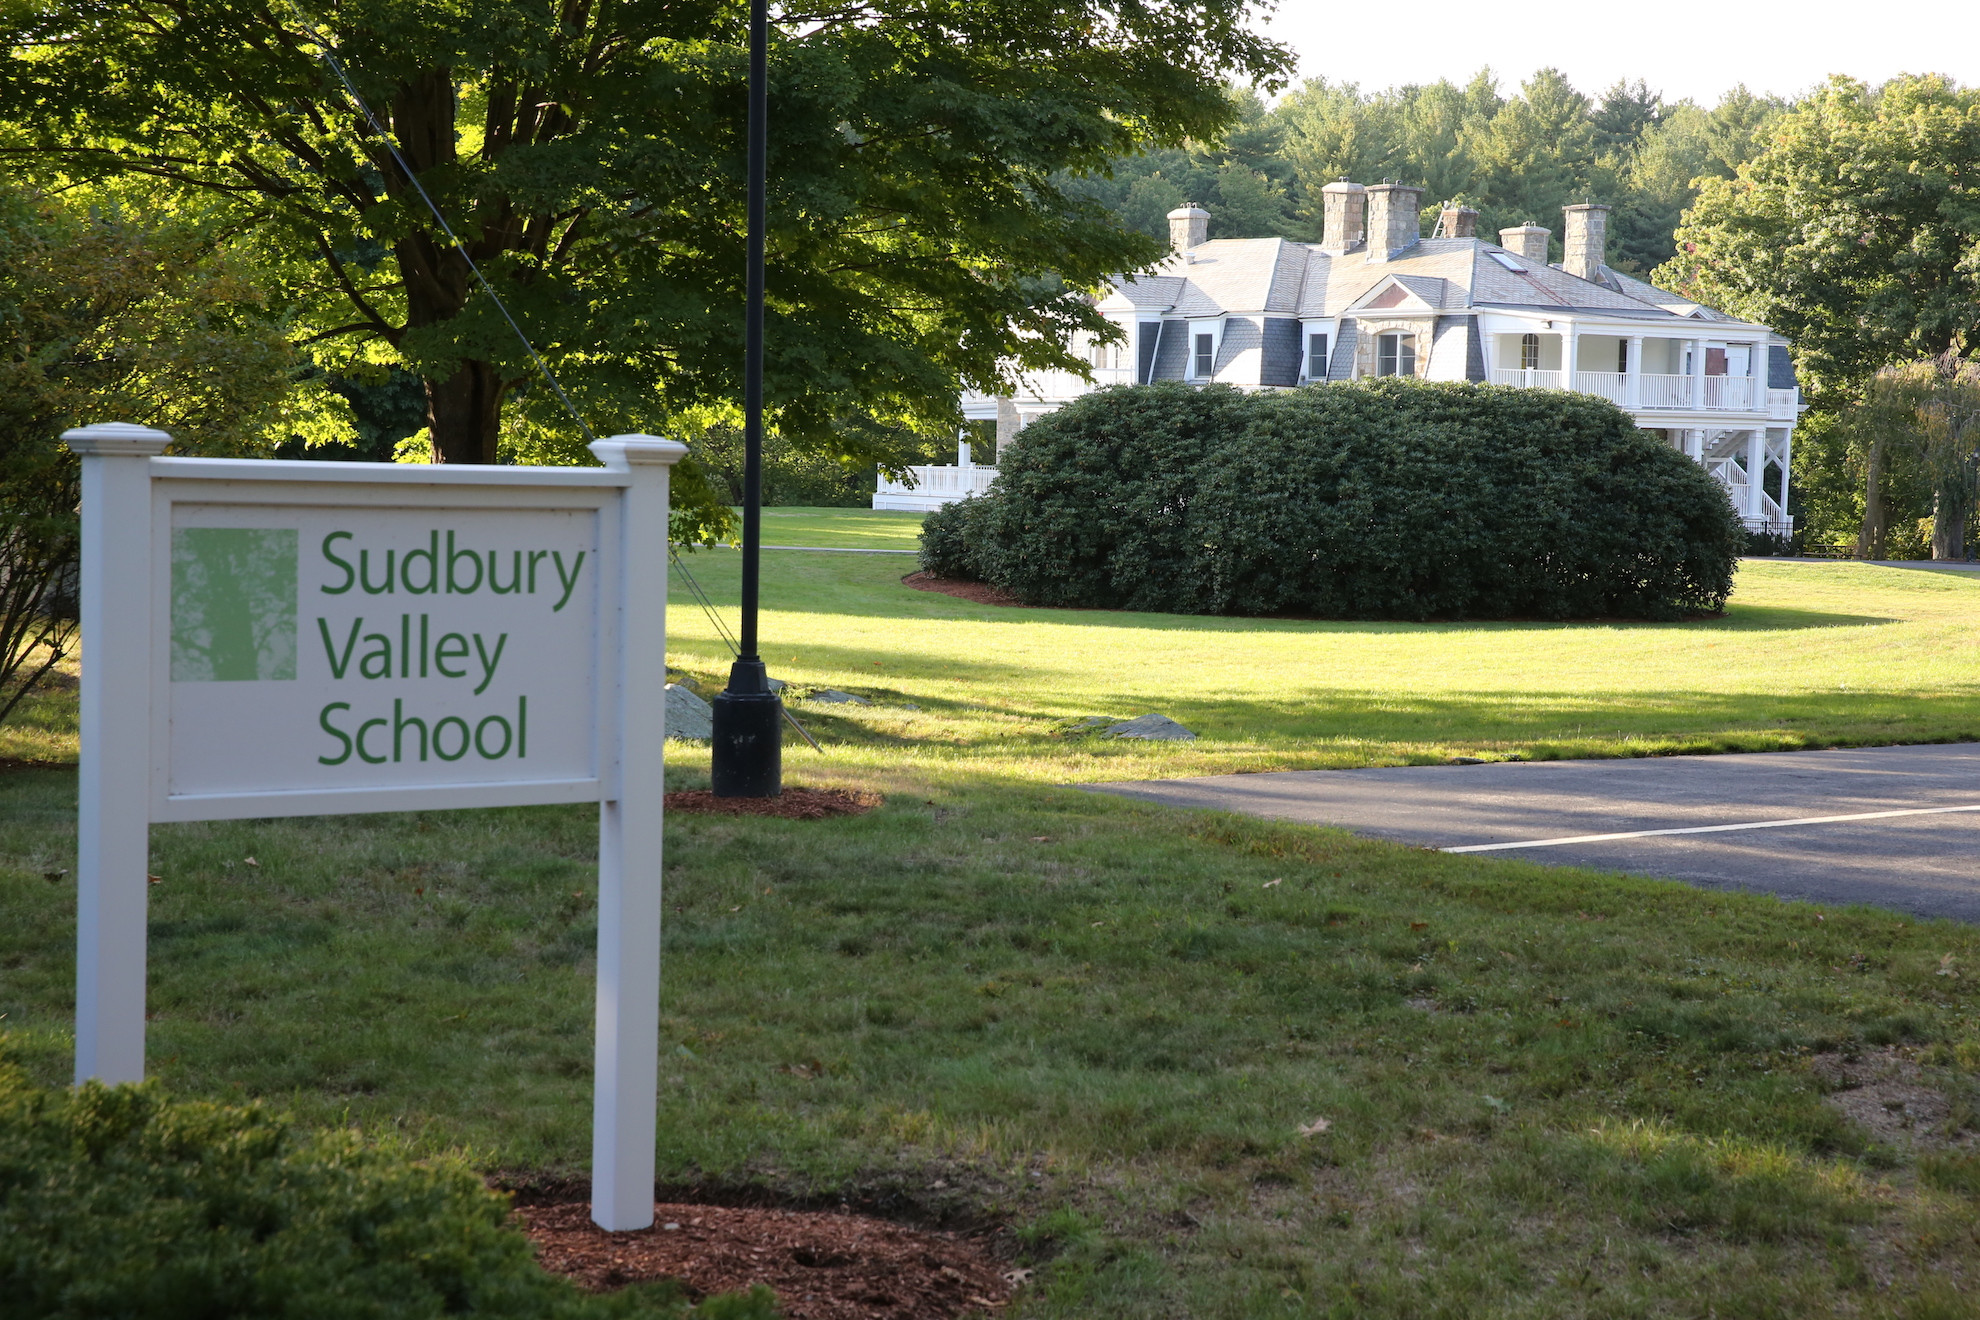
[1319,179,1366,253]
[1364,183,1424,262]
[1561,202,1610,281]
[1436,202,1479,238]
[1498,224,1550,265]
[1167,202,1210,253]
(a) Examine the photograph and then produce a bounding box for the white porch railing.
[1701,376,1756,410]
[1638,374,1694,408]
[1490,368,1564,390]
[873,464,999,511]
[1572,371,1628,403]
[1767,387,1800,419]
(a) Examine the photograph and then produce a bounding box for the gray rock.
[1103,713,1197,741]
[805,689,872,705]
[665,683,713,741]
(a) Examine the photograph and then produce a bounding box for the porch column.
[1690,338,1706,407]
[1778,429,1792,530]
[1749,341,1767,412]
[1626,335,1644,408]
[958,431,973,469]
[1746,428,1767,519]
[1564,321,1578,383]
[1685,429,1704,462]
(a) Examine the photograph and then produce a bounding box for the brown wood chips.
[520,1200,1012,1319]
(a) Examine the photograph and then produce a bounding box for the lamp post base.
[710,659,782,798]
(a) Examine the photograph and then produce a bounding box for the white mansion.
[876,182,1800,533]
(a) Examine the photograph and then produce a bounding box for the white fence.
[873,464,1000,511]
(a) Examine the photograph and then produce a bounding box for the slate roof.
[1099,234,1756,329]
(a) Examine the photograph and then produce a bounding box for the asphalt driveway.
[1088,744,1980,922]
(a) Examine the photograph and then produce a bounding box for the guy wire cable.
[309,33,821,753]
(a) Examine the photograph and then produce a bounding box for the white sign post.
[64,422,685,1231]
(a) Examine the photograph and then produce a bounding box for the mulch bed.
[519,1200,1014,1318]
[900,572,1025,608]
[665,788,882,820]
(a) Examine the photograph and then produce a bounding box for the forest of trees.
[1063,70,1785,274]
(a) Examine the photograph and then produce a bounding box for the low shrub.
[918,492,999,580]
[0,1065,773,1319]
[923,379,1747,620]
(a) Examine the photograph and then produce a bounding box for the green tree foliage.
[921,379,1745,620]
[0,182,342,723]
[1080,71,1782,271]
[1659,75,1980,547]
[1059,87,1298,242]
[1660,75,1980,396]
[0,1065,774,1318]
[693,419,947,508]
[0,0,1287,540]
[1846,355,1980,559]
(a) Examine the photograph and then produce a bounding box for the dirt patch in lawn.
[666,788,882,820]
[901,572,1026,608]
[520,1200,1014,1318]
[1813,1047,1964,1148]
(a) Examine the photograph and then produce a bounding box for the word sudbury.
[320,530,586,608]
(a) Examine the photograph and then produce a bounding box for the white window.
[1377,333,1416,377]
[1194,333,1216,379]
[1306,332,1330,380]
[1520,333,1540,371]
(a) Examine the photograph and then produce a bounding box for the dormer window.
[1377,333,1416,377]
[1194,333,1215,379]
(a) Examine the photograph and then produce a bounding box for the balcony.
[1495,369,1766,412]
[873,463,1000,512]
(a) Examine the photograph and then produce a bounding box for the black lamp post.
[709,0,781,798]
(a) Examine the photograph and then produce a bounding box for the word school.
[320,529,586,610]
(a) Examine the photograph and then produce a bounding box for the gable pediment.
[1347,275,1442,315]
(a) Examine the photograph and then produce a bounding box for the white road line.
[1443,802,1980,853]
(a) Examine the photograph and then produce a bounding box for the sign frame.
[64,422,685,1231]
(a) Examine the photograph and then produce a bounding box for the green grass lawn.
[6,519,1980,1317]
[742,506,925,549]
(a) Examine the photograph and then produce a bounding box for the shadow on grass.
[670,638,1980,750]
[669,553,1899,634]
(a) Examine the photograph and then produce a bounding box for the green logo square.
[171,528,298,682]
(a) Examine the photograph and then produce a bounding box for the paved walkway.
[1089,744,1980,922]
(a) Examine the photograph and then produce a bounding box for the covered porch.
[1642,426,1793,535]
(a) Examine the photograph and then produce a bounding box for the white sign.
[67,423,684,1231]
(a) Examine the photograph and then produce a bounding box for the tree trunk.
[384,70,510,465]
[1932,490,1968,560]
[424,362,507,464]
[1857,438,1887,558]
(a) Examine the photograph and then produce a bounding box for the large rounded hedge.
[921,379,1746,620]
